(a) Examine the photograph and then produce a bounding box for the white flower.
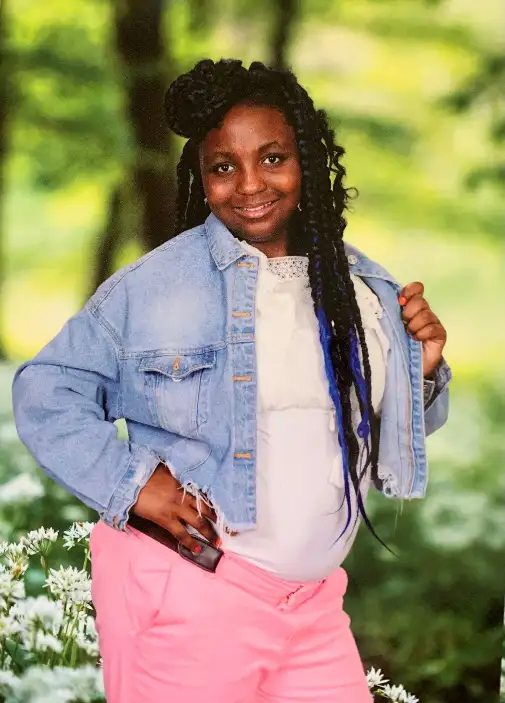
[21,528,58,556]
[45,567,92,607]
[10,596,64,633]
[23,630,63,654]
[5,556,29,580]
[62,522,94,550]
[0,542,9,557]
[0,572,25,609]
[63,665,105,702]
[8,665,105,703]
[381,683,414,701]
[75,615,99,657]
[0,614,22,639]
[0,668,18,693]
[5,544,25,559]
[6,666,74,702]
[0,474,44,506]
[367,666,389,688]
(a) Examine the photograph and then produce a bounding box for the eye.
[213,163,235,175]
[263,153,286,166]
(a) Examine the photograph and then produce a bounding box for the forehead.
[201,104,296,154]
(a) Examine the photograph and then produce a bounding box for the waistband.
[123,521,348,610]
[216,549,347,609]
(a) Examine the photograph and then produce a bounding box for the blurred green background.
[0,1,504,701]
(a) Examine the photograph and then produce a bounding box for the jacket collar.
[205,213,246,270]
[204,212,397,285]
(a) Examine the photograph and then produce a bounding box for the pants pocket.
[123,550,173,636]
[91,524,173,638]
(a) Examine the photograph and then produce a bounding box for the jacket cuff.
[424,358,452,409]
[101,445,161,530]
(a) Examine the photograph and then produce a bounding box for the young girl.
[12,58,451,703]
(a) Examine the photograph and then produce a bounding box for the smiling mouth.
[234,200,279,218]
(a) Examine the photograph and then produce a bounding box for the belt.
[127,513,224,573]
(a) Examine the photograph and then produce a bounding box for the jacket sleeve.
[11,303,161,530]
[424,358,452,437]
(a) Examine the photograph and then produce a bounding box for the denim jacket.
[12,213,452,532]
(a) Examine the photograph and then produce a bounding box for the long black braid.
[164,59,383,542]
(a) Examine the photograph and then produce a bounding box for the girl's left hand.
[399,282,447,378]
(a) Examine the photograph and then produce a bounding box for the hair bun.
[164,58,249,139]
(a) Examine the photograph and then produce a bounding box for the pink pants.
[90,521,372,703]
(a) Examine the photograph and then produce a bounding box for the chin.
[236,216,291,241]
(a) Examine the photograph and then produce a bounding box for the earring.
[204,197,208,205]
[297,203,302,211]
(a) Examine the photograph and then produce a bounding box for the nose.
[236,165,267,196]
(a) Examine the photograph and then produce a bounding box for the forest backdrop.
[0,1,504,701]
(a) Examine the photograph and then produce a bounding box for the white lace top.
[219,240,390,581]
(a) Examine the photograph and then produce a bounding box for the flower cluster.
[367,667,419,702]
[0,523,103,703]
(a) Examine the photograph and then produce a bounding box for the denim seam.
[376,300,415,495]
[85,307,123,418]
[121,343,226,359]
[87,229,197,311]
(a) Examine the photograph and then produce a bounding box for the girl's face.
[199,103,302,256]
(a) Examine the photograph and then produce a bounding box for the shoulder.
[343,242,399,286]
[86,224,209,313]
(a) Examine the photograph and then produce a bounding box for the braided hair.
[165,58,382,542]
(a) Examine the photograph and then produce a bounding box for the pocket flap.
[138,351,216,380]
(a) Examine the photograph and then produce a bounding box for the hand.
[398,282,447,378]
[131,464,219,553]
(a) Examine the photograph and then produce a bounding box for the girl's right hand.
[131,463,219,553]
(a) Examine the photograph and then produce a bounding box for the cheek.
[273,165,301,196]
[203,178,234,204]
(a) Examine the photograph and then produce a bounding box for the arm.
[12,303,160,530]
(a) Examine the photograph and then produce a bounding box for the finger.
[399,281,424,305]
[406,309,439,334]
[179,491,217,524]
[410,323,447,343]
[168,519,206,554]
[401,295,429,323]
[178,504,219,545]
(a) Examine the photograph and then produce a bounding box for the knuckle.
[196,514,208,528]
[171,524,187,540]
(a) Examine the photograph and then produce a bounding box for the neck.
[239,228,289,259]
[252,240,288,258]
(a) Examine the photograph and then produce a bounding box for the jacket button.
[347,254,358,265]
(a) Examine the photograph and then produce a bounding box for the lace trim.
[267,256,309,281]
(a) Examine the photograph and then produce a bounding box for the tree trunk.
[114,0,176,252]
[88,187,122,298]
[89,0,176,292]
[0,1,9,359]
[270,0,299,71]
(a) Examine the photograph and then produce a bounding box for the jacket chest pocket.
[137,351,216,437]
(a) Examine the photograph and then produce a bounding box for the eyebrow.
[207,141,287,160]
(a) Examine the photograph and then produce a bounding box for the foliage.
[0,523,104,702]
[346,383,505,703]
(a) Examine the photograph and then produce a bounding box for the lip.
[233,199,279,220]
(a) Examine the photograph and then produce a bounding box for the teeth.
[240,202,273,211]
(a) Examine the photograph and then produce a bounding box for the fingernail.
[216,538,222,548]
[398,296,407,307]
[192,545,202,555]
